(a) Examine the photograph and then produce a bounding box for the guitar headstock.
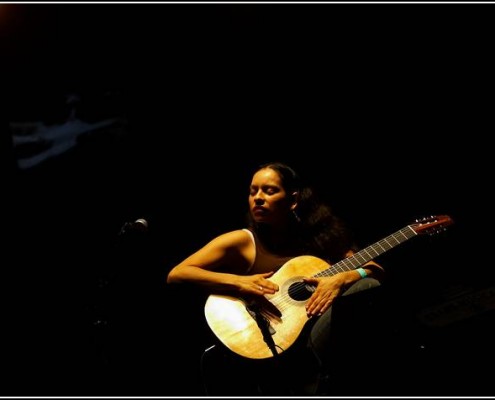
[410,215,454,236]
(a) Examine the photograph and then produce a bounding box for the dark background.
[1,3,494,396]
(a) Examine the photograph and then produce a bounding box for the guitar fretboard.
[317,225,418,277]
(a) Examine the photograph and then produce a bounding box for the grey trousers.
[309,277,381,363]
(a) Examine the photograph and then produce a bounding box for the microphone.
[119,218,149,235]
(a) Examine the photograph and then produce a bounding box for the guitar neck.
[317,225,418,277]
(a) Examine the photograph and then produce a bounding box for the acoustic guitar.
[204,215,453,359]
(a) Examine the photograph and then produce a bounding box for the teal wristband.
[356,268,367,279]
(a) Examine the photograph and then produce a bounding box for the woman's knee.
[343,277,380,296]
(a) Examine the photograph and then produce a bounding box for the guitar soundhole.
[288,281,312,301]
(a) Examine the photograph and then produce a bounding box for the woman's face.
[248,167,295,226]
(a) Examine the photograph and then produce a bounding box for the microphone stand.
[246,302,279,358]
[247,301,297,395]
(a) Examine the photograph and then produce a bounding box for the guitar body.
[204,255,331,360]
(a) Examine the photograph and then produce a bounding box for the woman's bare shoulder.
[212,229,253,247]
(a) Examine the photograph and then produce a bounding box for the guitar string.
[266,226,418,311]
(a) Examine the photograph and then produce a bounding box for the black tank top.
[243,229,294,275]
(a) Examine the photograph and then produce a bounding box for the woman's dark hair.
[247,162,355,263]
